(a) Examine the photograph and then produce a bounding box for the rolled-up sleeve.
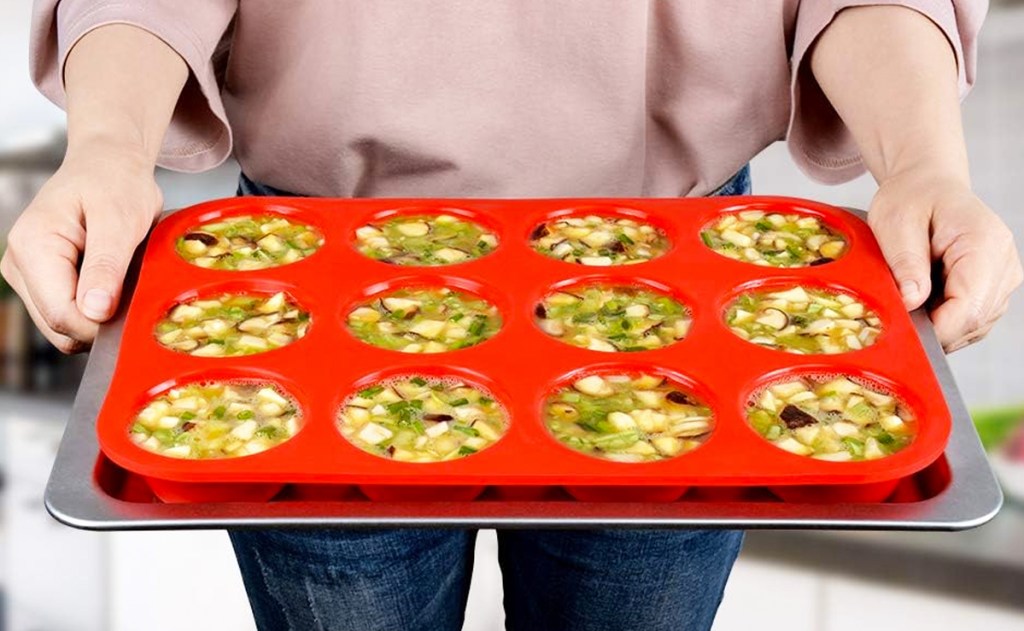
[787,0,987,184]
[30,0,238,172]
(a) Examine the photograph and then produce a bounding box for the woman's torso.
[223,1,798,198]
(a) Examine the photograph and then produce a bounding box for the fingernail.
[899,281,920,303]
[82,289,112,319]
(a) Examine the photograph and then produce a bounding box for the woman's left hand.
[868,169,1022,353]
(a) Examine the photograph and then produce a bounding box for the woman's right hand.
[0,142,162,353]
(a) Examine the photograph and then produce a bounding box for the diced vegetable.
[727,286,881,354]
[338,376,507,461]
[545,372,713,462]
[530,214,670,266]
[355,214,497,266]
[747,375,915,461]
[155,292,310,357]
[130,381,300,459]
[176,215,322,270]
[347,287,501,353]
[702,211,848,267]
[536,284,691,352]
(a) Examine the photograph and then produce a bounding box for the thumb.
[868,206,933,310]
[76,210,142,322]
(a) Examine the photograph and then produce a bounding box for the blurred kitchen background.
[2,2,1024,630]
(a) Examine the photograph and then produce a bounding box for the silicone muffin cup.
[94,197,952,503]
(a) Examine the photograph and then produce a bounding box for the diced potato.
[574,375,612,397]
[775,437,813,456]
[410,320,446,339]
[424,421,450,438]
[608,412,638,431]
[238,335,269,350]
[830,422,860,437]
[170,304,204,323]
[840,303,865,318]
[770,381,808,399]
[587,338,617,352]
[720,229,753,248]
[191,344,226,357]
[652,436,683,456]
[435,247,469,263]
[382,297,421,312]
[396,221,430,237]
[164,445,192,458]
[769,287,810,303]
[879,415,905,432]
[821,378,861,396]
[820,240,845,258]
[358,423,394,445]
[257,387,289,407]
[257,234,286,253]
[231,420,259,441]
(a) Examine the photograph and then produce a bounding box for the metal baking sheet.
[44,208,1003,531]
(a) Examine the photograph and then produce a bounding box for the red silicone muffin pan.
[95,196,952,503]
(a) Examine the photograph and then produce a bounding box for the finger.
[8,226,98,343]
[76,206,142,321]
[933,255,1003,350]
[869,207,932,309]
[943,297,1010,352]
[945,320,998,353]
[1,255,93,353]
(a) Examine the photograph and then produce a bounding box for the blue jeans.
[230,167,751,631]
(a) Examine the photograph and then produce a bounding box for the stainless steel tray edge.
[43,207,1004,531]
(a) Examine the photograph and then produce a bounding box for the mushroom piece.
[779,405,818,429]
[423,413,454,422]
[665,390,695,405]
[183,232,219,246]
[755,307,789,330]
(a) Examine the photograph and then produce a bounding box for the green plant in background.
[972,405,1024,452]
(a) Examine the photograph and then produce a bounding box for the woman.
[5,2,1019,630]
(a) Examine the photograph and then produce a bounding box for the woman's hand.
[811,6,1021,352]
[0,24,185,352]
[869,169,1022,352]
[0,144,162,352]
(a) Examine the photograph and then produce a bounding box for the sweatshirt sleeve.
[30,0,238,172]
[787,0,987,184]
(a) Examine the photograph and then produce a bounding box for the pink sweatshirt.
[30,1,985,198]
